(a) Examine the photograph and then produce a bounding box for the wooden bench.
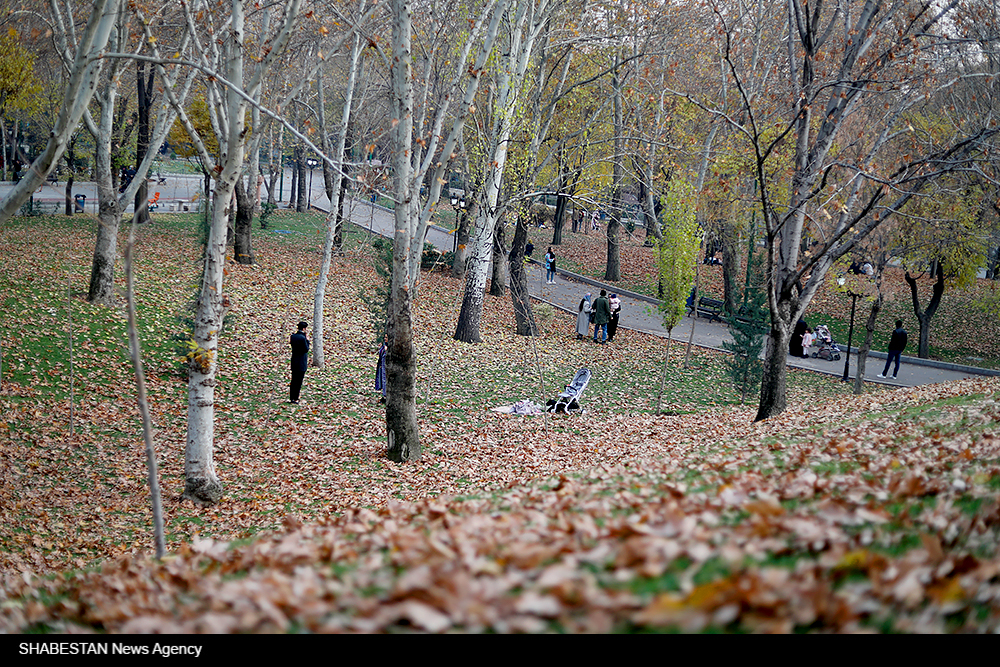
[689,296,724,322]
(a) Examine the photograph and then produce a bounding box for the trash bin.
[74,194,86,213]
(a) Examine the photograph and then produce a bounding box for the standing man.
[592,290,611,344]
[878,319,908,379]
[289,321,310,404]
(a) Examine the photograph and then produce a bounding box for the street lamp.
[305,157,319,209]
[837,277,860,382]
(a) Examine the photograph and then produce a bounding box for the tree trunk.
[853,293,882,394]
[490,216,508,297]
[754,298,795,422]
[451,205,474,279]
[296,149,307,212]
[313,33,362,368]
[551,187,567,245]
[605,215,621,281]
[133,61,154,225]
[904,263,945,359]
[509,213,537,335]
[289,146,299,209]
[65,177,74,216]
[386,0,421,462]
[454,1,541,343]
[721,222,741,313]
[604,52,623,282]
[87,25,126,306]
[454,206,492,343]
[233,179,255,264]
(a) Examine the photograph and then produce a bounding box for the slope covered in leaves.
[1,213,998,633]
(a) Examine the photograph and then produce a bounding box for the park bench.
[689,296,724,323]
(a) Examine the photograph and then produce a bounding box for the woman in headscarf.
[576,292,592,340]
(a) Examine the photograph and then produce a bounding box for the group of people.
[792,317,909,379]
[576,289,621,344]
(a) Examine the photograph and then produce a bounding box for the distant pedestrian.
[375,334,388,403]
[878,320,908,379]
[544,247,556,284]
[607,293,622,342]
[525,240,534,260]
[592,290,611,343]
[576,293,592,340]
[289,321,310,404]
[591,211,599,231]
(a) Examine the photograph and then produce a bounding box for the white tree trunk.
[313,32,364,369]
[454,0,551,343]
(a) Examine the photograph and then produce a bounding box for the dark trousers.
[290,366,306,402]
[882,350,902,377]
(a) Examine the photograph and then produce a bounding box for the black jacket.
[888,327,908,352]
[290,332,310,371]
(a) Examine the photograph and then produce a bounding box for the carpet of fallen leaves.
[1,214,999,633]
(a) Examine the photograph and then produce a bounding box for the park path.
[6,174,992,388]
[336,197,996,389]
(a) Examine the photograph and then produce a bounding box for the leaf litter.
[0,215,998,633]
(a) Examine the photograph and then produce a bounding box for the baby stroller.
[546,368,591,413]
[810,324,841,361]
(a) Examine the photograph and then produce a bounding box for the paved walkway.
[333,198,998,389]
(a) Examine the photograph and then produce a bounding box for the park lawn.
[0,212,998,633]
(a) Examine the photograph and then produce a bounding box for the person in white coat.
[576,293,592,339]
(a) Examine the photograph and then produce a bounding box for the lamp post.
[837,277,860,382]
[305,157,319,209]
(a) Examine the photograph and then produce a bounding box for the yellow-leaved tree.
[655,176,701,414]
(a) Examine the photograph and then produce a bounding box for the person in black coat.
[790,319,808,358]
[878,320,908,379]
[289,321,310,404]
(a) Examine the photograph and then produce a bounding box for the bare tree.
[693,0,1000,421]
[454,0,561,344]
[386,0,508,461]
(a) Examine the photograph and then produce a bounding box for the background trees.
[3,0,1000,489]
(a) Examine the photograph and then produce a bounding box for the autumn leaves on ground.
[1,212,999,633]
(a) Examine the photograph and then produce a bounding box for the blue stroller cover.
[546,368,591,413]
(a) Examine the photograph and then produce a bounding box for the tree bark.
[386,0,421,462]
[509,212,538,336]
[754,298,795,422]
[133,61,154,225]
[233,179,255,264]
[87,16,126,306]
[489,216,508,296]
